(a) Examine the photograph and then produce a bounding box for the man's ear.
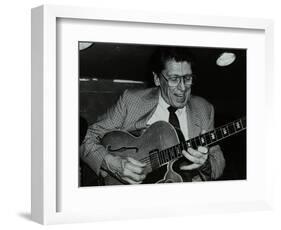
[153,72,160,86]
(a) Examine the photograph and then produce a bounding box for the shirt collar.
[158,94,186,114]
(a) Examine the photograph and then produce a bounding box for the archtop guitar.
[101,117,246,185]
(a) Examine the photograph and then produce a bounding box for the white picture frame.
[31,5,274,225]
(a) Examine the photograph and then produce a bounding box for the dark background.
[79,42,246,185]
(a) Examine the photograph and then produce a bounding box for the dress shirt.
[147,94,189,140]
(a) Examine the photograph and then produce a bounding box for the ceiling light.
[216,52,236,66]
[79,42,93,51]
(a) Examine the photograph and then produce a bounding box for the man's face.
[154,59,192,108]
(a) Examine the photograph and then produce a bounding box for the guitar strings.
[139,143,184,165]
[138,117,246,166]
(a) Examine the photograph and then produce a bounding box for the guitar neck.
[154,117,246,168]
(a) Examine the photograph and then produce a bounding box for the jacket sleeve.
[79,90,129,176]
[205,104,225,179]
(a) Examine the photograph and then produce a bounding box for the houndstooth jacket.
[80,87,225,180]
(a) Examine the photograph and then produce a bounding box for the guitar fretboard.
[148,117,246,170]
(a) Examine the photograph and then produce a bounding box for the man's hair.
[150,46,195,74]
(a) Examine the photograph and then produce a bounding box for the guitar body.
[101,121,188,185]
[100,117,246,185]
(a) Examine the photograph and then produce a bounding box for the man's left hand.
[180,146,209,170]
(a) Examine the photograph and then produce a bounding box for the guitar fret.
[176,145,182,157]
[160,151,165,165]
[165,149,170,162]
[148,150,160,170]
[199,135,207,146]
[221,126,229,137]
[170,147,176,159]
[204,133,211,144]
[191,138,197,149]
[225,125,229,136]
[158,151,163,165]
[186,140,192,149]
[234,120,242,131]
[215,128,223,140]
[167,149,172,161]
[149,117,246,170]
[151,154,160,169]
[162,151,166,164]
[161,150,165,164]
[227,123,236,134]
[209,130,217,142]
[167,149,171,161]
[195,136,201,147]
[170,147,174,160]
[180,141,186,151]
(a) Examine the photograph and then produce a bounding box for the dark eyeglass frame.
[159,72,195,87]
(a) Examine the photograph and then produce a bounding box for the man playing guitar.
[80,46,226,185]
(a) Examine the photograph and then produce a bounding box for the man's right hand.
[103,154,147,184]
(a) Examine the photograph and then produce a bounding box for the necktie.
[168,106,194,181]
[167,106,185,143]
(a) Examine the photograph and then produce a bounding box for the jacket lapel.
[186,98,201,139]
[134,88,159,130]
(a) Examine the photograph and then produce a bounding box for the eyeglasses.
[159,72,194,87]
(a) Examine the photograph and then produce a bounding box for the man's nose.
[177,78,187,91]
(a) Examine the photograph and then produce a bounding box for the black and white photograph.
[79,42,246,187]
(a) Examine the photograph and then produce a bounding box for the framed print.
[31,5,274,225]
